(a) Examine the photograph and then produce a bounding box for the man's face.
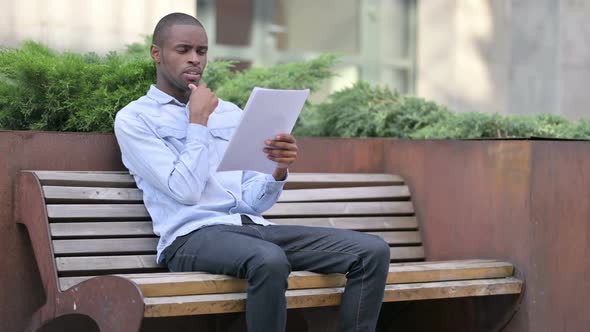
[151,24,208,100]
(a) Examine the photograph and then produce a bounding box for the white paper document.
[217,87,310,174]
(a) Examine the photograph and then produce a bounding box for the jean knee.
[364,235,391,266]
[249,246,291,280]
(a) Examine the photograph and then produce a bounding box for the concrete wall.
[0,0,196,53]
[417,0,590,120]
[559,0,590,120]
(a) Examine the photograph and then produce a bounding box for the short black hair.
[152,13,204,47]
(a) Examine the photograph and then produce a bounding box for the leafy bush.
[293,81,590,139]
[1,41,589,139]
[0,41,335,132]
[294,81,452,137]
[411,112,590,139]
[0,41,155,132]
[214,54,335,108]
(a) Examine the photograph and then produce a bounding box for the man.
[115,12,389,332]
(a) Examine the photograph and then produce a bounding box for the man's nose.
[188,51,200,64]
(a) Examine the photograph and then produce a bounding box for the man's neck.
[155,83,189,104]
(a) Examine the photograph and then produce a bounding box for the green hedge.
[1,41,589,139]
[0,41,155,132]
[295,81,590,139]
[0,41,334,132]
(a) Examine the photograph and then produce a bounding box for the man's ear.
[151,44,161,64]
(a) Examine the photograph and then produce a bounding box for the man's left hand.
[264,134,298,181]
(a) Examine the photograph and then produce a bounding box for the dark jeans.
[163,216,390,332]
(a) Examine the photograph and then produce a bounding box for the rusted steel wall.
[527,141,590,332]
[4,131,589,331]
[290,137,386,173]
[384,139,590,331]
[0,131,126,332]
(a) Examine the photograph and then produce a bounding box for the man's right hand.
[188,83,218,126]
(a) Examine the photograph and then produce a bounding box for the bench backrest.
[29,171,424,291]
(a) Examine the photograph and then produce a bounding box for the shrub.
[294,81,590,139]
[1,41,589,139]
[0,41,335,132]
[0,41,155,132]
[294,81,452,137]
[411,112,590,139]
[214,54,336,108]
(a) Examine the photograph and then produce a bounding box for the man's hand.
[188,83,218,126]
[264,134,298,181]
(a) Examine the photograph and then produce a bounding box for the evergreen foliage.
[1,40,589,139]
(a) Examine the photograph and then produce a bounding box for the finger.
[263,146,297,154]
[188,83,198,91]
[266,151,297,159]
[265,150,297,158]
[264,139,298,149]
[267,142,298,151]
[272,134,296,143]
[199,82,208,89]
[268,156,295,165]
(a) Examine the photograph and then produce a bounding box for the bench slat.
[284,173,404,189]
[42,185,410,203]
[55,246,423,274]
[34,171,136,188]
[269,216,418,230]
[49,217,418,238]
[130,261,518,297]
[51,231,420,255]
[391,246,424,261]
[46,202,413,219]
[278,186,410,202]
[265,202,414,217]
[43,186,144,203]
[372,231,421,245]
[53,238,159,255]
[47,204,150,219]
[143,277,523,316]
[56,255,164,273]
[58,260,513,293]
[51,222,155,238]
[33,171,403,188]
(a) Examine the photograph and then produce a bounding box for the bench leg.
[27,276,145,332]
[27,304,53,332]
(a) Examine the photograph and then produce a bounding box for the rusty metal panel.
[385,140,532,261]
[4,131,589,331]
[292,137,386,173]
[384,139,590,332]
[0,131,125,332]
[527,141,590,332]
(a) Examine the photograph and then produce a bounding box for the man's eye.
[177,47,188,53]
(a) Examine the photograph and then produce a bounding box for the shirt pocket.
[156,126,187,154]
[209,126,235,156]
[209,127,234,141]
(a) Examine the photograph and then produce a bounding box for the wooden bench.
[17,170,524,331]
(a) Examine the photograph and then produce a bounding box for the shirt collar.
[147,85,186,106]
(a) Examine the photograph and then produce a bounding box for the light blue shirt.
[114,85,286,263]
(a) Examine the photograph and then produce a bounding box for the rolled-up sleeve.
[241,171,287,213]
